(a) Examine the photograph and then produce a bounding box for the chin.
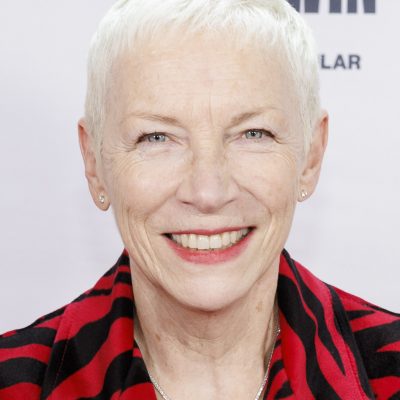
[170,278,250,313]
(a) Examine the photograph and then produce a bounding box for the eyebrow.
[121,112,182,127]
[122,108,276,128]
[227,110,266,128]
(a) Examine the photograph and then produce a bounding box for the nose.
[176,142,239,213]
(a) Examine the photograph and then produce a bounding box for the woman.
[0,0,399,399]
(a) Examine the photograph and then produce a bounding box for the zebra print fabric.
[1,250,399,399]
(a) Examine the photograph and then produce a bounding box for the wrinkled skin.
[79,32,328,399]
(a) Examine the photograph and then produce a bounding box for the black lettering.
[330,0,342,13]
[320,55,332,69]
[286,0,376,14]
[305,0,319,13]
[334,55,346,69]
[348,0,376,13]
[364,0,376,13]
[287,0,300,12]
[348,0,357,13]
[349,54,361,69]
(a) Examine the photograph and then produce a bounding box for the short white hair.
[85,0,320,149]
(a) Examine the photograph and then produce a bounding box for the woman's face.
[87,34,322,311]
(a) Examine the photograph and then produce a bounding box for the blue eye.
[138,133,167,143]
[244,129,272,139]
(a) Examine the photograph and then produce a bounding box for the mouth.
[164,227,253,251]
[163,227,255,264]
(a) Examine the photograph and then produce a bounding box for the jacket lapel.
[278,250,374,399]
[41,252,155,399]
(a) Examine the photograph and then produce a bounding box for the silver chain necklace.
[148,324,281,400]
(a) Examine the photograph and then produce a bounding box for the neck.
[131,260,279,400]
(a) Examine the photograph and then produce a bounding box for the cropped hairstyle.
[85,0,320,150]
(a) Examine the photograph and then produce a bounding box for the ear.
[78,118,110,210]
[298,111,329,201]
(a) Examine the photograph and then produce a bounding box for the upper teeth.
[171,228,250,250]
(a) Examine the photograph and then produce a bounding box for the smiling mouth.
[164,227,254,251]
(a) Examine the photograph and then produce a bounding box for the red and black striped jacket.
[1,250,399,399]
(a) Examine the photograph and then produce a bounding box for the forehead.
[110,33,300,126]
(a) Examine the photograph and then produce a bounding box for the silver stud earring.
[99,194,106,204]
[301,189,308,199]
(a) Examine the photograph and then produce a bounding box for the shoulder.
[0,306,66,399]
[333,286,400,364]
[331,286,400,396]
[0,252,132,399]
[333,285,400,327]
[280,250,400,397]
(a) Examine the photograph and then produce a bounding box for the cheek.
[103,148,187,220]
[231,149,300,213]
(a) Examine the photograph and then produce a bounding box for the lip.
[164,228,254,264]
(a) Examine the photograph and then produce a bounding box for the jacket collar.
[43,250,373,399]
[278,250,373,399]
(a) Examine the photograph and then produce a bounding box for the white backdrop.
[1,0,399,334]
